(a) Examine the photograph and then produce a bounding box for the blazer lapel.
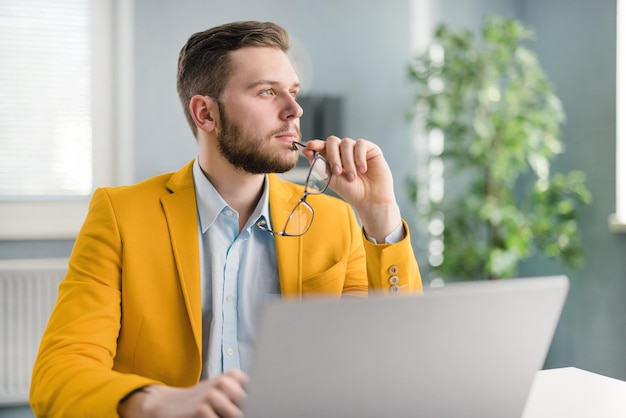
[159,169,304,347]
[268,174,304,299]
[161,160,202,355]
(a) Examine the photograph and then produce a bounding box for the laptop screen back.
[244,275,569,418]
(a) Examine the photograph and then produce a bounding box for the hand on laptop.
[301,137,402,243]
[118,369,249,418]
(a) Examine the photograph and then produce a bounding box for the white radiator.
[0,258,66,406]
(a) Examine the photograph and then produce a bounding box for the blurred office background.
[1,0,624,415]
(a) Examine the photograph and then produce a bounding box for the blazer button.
[388,265,399,275]
[389,275,399,285]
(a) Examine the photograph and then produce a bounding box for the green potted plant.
[407,16,592,281]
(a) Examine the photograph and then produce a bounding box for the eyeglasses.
[257,142,332,236]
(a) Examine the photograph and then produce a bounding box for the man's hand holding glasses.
[293,136,403,244]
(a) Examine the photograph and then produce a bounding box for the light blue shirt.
[192,159,281,379]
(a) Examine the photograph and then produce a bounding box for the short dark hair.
[176,21,291,135]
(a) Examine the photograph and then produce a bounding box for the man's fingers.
[220,370,249,405]
[304,136,380,182]
[338,138,357,181]
[225,368,250,386]
[189,370,248,418]
[353,138,370,174]
[314,136,358,180]
[204,388,243,418]
[322,135,343,175]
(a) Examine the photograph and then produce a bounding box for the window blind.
[0,0,92,198]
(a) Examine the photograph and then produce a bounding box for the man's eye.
[260,89,274,96]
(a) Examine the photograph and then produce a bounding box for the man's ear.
[189,95,220,133]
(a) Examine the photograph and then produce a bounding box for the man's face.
[216,46,304,174]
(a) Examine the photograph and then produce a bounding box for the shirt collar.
[192,158,271,234]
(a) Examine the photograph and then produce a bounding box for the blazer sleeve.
[336,205,422,297]
[30,188,161,418]
[363,220,423,295]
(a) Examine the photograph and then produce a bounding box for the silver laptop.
[244,275,569,418]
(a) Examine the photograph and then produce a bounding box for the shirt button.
[390,285,401,294]
[226,348,234,356]
[388,265,399,274]
[226,295,233,303]
[225,209,234,216]
[389,275,399,285]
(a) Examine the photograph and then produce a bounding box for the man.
[30,21,422,418]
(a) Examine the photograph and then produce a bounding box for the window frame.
[0,0,134,240]
[610,0,626,233]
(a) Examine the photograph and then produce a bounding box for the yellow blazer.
[30,160,421,417]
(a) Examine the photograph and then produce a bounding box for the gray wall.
[131,0,419,238]
[424,0,626,381]
[517,0,626,380]
[1,0,624,415]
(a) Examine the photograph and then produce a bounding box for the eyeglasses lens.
[283,201,314,235]
[306,157,331,194]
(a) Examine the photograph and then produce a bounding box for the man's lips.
[274,132,299,142]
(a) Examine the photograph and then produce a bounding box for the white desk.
[523,367,626,417]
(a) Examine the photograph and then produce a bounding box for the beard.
[216,101,301,174]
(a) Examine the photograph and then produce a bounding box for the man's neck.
[197,153,265,232]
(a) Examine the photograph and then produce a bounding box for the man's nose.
[280,94,303,120]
